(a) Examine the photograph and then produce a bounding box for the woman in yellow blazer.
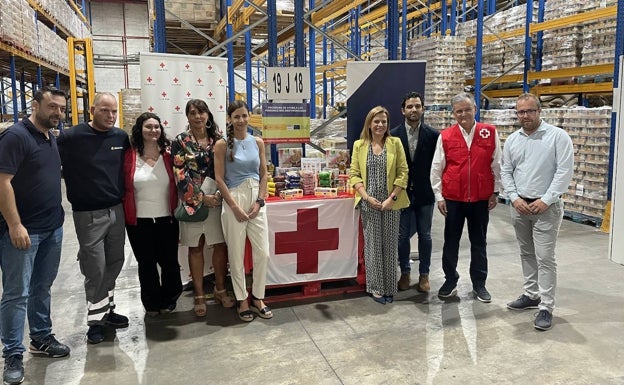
[350,105,409,304]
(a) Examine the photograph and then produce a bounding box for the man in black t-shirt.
[0,87,70,385]
[57,92,130,345]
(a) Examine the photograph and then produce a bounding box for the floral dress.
[171,131,217,215]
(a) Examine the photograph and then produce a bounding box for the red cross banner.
[140,52,228,138]
[264,197,360,285]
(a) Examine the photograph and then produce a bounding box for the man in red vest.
[430,93,501,302]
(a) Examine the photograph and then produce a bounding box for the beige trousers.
[221,178,270,301]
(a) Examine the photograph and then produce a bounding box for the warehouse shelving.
[0,0,91,123]
[465,4,618,100]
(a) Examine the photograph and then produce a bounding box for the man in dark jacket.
[390,92,439,292]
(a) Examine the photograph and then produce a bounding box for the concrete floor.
[7,193,624,385]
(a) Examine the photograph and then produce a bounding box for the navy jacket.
[390,121,439,206]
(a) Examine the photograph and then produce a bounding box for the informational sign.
[266,67,311,101]
[140,52,228,138]
[261,102,311,144]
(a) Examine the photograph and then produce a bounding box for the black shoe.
[534,310,553,331]
[3,354,24,385]
[160,303,176,313]
[86,325,105,344]
[104,311,129,328]
[437,280,458,298]
[472,286,492,303]
[371,293,386,304]
[507,294,541,310]
[29,334,70,357]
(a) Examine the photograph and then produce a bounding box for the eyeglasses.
[515,109,538,116]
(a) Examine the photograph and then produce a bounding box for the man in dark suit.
[390,92,439,292]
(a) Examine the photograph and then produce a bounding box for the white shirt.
[500,120,574,205]
[430,121,502,202]
[134,156,171,218]
[405,120,420,158]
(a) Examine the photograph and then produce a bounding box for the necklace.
[191,130,210,150]
[236,134,247,150]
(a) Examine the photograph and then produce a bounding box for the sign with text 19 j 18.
[267,67,310,101]
[261,102,310,144]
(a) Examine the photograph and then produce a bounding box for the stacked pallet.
[1,0,88,69]
[165,0,219,23]
[32,0,89,38]
[482,107,611,222]
[581,16,617,67]
[407,36,467,107]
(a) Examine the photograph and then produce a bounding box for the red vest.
[441,123,496,202]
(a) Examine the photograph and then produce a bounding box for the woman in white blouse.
[123,112,182,316]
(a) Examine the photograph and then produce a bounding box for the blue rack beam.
[607,0,624,202]
[267,0,278,67]
[309,0,316,118]
[388,1,399,59]
[523,0,534,92]
[153,0,166,53]
[474,0,485,118]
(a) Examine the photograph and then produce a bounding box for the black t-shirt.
[57,122,130,211]
[0,119,64,234]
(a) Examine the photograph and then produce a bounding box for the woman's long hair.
[131,112,169,155]
[226,100,249,162]
[185,99,221,140]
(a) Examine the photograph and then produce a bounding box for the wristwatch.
[256,198,265,207]
[390,194,398,201]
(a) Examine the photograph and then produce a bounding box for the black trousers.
[126,216,182,311]
[441,200,489,288]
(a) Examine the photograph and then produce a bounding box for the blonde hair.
[359,106,391,142]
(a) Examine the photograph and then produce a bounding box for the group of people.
[0,86,574,384]
[349,91,573,333]
[0,88,272,385]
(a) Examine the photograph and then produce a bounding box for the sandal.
[250,298,273,319]
[237,301,254,322]
[213,289,235,308]
[194,296,207,317]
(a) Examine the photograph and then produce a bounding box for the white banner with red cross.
[139,52,228,139]
[259,197,360,285]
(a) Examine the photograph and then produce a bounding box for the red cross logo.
[186,91,191,97]
[161,91,167,98]
[159,62,165,68]
[208,91,213,97]
[175,105,181,111]
[163,120,169,126]
[197,78,202,84]
[208,65,213,71]
[146,76,152,83]
[219,105,223,110]
[148,106,154,112]
[173,77,179,83]
[218,79,223,84]
[479,128,491,139]
[185,63,190,70]
[274,208,339,274]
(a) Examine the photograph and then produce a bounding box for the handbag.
[174,203,209,222]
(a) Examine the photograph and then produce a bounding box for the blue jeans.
[398,203,434,275]
[0,226,63,357]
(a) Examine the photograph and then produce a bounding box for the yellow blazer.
[349,136,409,209]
